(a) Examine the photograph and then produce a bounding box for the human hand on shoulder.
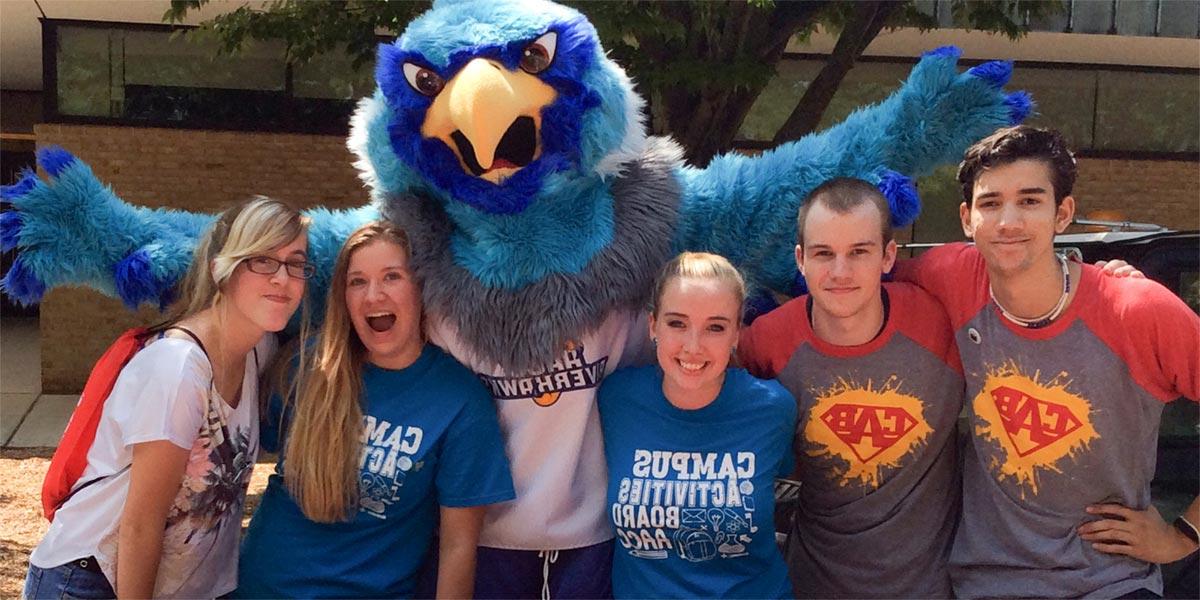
[1093,259,1146,279]
[1078,503,1199,563]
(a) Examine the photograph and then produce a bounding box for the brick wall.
[1073,158,1200,231]
[34,123,366,392]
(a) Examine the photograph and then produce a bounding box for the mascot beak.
[422,58,557,183]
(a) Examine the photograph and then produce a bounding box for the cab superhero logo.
[991,385,1083,457]
[807,376,932,489]
[973,362,1097,496]
[820,404,918,463]
[478,342,608,407]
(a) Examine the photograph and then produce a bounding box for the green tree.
[167,0,1060,165]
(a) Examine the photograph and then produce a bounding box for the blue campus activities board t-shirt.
[236,344,514,599]
[599,366,797,599]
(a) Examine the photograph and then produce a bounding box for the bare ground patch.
[0,448,275,598]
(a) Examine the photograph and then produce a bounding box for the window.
[1095,70,1200,152]
[55,26,113,118]
[48,21,378,134]
[737,56,1198,244]
[915,0,1198,38]
[292,51,375,101]
[739,57,1199,155]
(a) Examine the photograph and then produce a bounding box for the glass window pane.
[293,52,376,100]
[913,0,938,20]
[123,31,286,91]
[1009,67,1097,149]
[56,26,114,117]
[938,0,956,28]
[118,30,290,127]
[52,23,361,133]
[911,163,969,244]
[817,62,907,130]
[1116,0,1159,36]
[1070,0,1114,33]
[1159,0,1200,38]
[1029,5,1071,33]
[1094,70,1200,152]
[737,59,822,141]
[738,60,908,141]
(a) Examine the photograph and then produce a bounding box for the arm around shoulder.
[891,243,986,326]
[738,298,807,379]
[1112,279,1200,401]
[1146,286,1200,401]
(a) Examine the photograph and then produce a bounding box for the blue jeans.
[23,559,115,600]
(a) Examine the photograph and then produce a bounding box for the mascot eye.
[402,63,445,97]
[519,32,557,74]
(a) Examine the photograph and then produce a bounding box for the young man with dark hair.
[739,177,965,598]
[897,125,1199,598]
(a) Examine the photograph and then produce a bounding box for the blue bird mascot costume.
[2,0,1029,593]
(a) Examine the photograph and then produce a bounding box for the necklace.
[990,254,1071,329]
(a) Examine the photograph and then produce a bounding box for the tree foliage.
[167,0,1061,165]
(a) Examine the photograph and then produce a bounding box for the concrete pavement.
[2,317,75,448]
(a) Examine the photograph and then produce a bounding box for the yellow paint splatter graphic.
[806,376,932,489]
[973,362,1098,497]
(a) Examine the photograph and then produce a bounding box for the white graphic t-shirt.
[428,310,652,550]
[30,333,273,599]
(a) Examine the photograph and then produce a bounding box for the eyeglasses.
[243,255,316,280]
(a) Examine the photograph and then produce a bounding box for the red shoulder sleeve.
[1082,272,1200,402]
[738,297,809,379]
[887,283,963,375]
[892,243,989,329]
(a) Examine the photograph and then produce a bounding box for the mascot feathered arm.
[0,148,212,308]
[0,147,378,310]
[675,47,1031,295]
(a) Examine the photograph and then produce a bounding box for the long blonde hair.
[284,221,414,522]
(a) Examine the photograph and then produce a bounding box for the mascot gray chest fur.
[381,138,682,373]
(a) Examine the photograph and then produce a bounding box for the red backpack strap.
[41,327,149,521]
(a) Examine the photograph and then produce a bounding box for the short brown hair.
[796,178,893,247]
[958,125,1076,206]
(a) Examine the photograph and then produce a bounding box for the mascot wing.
[675,47,1032,296]
[1,147,211,308]
[0,146,378,311]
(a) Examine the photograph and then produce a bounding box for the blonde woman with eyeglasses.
[25,196,312,600]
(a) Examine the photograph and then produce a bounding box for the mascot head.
[370,0,645,214]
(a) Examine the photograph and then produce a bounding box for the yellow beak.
[422,58,556,181]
